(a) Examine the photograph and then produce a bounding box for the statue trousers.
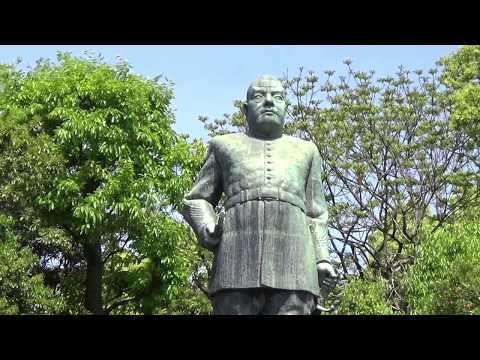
[212,287,315,315]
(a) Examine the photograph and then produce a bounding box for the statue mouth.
[262,110,276,115]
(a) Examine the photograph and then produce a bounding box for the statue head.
[242,75,286,139]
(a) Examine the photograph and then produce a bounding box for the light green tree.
[439,45,480,146]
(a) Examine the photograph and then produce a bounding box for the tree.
[439,45,480,147]
[403,213,480,315]
[0,53,204,314]
[0,213,65,314]
[336,268,394,315]
[338,212,480,315]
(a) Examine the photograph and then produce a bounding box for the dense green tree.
[403,213,480,315]
[0,213,65,314]
[336,268,394,315]
[0,53,204,314]
[338,212,480,315]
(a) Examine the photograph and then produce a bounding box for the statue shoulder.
[209,132,248,150]
[283,135,317,153]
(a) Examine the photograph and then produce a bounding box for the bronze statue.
[182,75,335,315]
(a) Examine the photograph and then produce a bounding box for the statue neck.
[248,129,282,140]
[247,124,283,140]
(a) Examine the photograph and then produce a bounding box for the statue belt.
[224,187,306,213]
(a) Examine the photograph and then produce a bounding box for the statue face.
[243,76,286,139]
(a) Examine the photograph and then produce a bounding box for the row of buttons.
[266,141,272,181]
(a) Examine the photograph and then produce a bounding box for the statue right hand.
[199,222,222,250]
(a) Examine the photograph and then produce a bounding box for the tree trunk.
[84,241,104,314]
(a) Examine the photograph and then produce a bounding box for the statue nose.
[264,94,273,104]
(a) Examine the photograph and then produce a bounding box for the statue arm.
[305,144,331,264]
[182,140,223,249]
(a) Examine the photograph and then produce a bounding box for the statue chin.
[250,117,284,139]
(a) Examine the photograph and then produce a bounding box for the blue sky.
[0,45,460,141]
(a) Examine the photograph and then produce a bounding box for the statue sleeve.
[181,140,223,247]
[305,144,331,264]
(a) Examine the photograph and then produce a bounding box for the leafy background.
[0,46,479,314]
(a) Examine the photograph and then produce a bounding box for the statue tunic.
[183,133,330,296]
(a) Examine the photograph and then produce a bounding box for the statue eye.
[253,94,263,100]
[274,94,284,100]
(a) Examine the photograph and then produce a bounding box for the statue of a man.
[182,75,335,315]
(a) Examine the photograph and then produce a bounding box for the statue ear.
[241,102,248,117]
